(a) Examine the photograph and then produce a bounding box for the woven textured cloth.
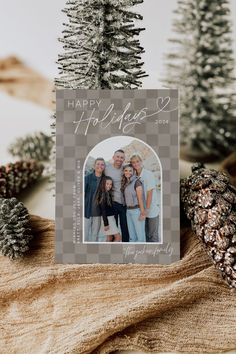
[0,213,236,353]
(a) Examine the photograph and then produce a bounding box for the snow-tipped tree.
[49,0,147,190]
[164,0,236,160]
[56,0,147,89]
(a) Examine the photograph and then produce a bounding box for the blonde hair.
[130,153,142,163]
[121,164,134,193]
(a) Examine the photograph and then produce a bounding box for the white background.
[0,0,236,86]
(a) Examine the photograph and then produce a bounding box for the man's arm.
[84,174,89,194]
[144,171,156,217]
[136,185,146,221]
[136,186,145,214]
[143,189,153,217]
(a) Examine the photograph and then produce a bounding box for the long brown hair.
[121,164,134,193]
[96,176,113,207]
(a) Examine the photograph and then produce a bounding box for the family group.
[84,150,160,243]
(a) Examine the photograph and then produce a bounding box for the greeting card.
[55,89,179,264]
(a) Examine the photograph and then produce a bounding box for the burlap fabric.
[0,212,236,353]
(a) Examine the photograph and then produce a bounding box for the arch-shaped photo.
[83,136,162,244]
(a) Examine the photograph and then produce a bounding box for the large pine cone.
[181,163,236,290]
[0,198,33,259]
[8,132,53,161]
[0,161,44,198]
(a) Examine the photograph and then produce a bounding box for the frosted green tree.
[165,0,236,159]
[56,0,147,89]
[49,0,147,188]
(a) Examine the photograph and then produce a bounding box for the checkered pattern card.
[55,89,179,264]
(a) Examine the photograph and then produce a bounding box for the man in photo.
[84,158,105,242]
[105,150,130,242]
[130,153,159,243]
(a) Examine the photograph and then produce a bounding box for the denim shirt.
[84,172,103,219]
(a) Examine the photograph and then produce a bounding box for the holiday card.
[55,89,179,264]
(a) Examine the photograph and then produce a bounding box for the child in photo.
[121,164,146,242]
[96,176,122,242]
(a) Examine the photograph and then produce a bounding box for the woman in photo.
[96,176,122,242]
[121,164,146,242]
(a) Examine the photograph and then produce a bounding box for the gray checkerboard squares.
[55,89,179,264]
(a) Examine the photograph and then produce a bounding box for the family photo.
[84,137,162,243]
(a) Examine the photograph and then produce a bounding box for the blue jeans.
[127,208,146,242]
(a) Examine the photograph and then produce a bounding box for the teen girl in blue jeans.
[121,164,146,242]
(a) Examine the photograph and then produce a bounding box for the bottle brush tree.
[49,0,147,188]
[164,0,236,160]
[56,0,147,90]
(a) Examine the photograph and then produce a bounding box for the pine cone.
[0,198,33,259]
[8,132,53,161]
[181,163,236,290]
[0,161,44,198]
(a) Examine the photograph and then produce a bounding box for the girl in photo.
[121,164,146,242]
[96,176,122,242]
